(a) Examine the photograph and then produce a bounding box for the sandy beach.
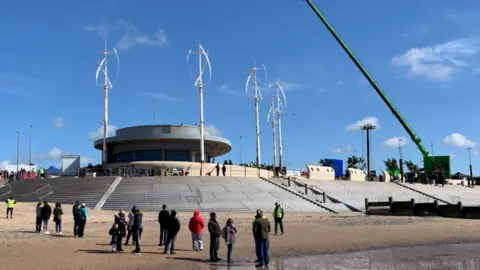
[1,203,480,269]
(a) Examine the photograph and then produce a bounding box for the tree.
[319,159,326,166]
[383,158,399,175]
[347,155,366,170]
[403,160,419,174]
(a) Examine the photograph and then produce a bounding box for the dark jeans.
[133,228,143,253]
[164,233,177,254]
[209,235,220,260]
[227,243,233,261]
[78,219,86,237]
[116,236,124,251]
[6,208,13,217]
[73,218,79,236]
[35,217,42,232]
[255,238,270,265]
[125,227,132,244]
[160,225,167,245]
[274,217,284,234]
[55,219,62,233]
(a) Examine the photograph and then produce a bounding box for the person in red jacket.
[189,210,205,251]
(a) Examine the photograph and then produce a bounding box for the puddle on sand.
[190,243,480,269]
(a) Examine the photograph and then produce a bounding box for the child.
[109,223,120,252]
[221,218,237,264]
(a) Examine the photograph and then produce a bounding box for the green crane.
[301,0,450,176]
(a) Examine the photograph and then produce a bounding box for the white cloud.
[140,92,176,102]
[450,153,456,159]
[89,124,118,142]
[384,136,408,148]
[442,133,476,148]
[85,21,168,51]
[332,145,351,154]
[275,80,306,92]
[218,84,246,97]
[53,117,64,129]
[391,37,480,81]
[345,117,380,132]
[35,146,64,161]
[0,160,35,171]
[80,156,96,167]
[206,124,222,136]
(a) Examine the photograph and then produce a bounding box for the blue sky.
[1,0,480,173]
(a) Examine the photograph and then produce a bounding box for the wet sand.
[1,203,480,269]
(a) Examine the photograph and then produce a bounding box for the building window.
[165,150,189,162]
[135,150,162,161]
[116,151,134,162]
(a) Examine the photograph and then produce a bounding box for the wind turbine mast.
[246,60,267,168]
[188,43,212,175]
[267,96,277,169]
[271,81,287,172]
[96,41,120,164]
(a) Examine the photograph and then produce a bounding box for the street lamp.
[29,125,33,171]
[399,138,404,182]
[360,123,376,180]
[16,130,20,174]
[240,135,243,164]
[467,148,474,188]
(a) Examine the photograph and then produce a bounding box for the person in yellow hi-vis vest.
[5,196,16,219]
[272,202,284,235]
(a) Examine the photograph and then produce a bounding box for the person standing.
[215,164,220,176]
[35,202,42,233]
[78,203,87,238]
[132,207,143,255]
[125,208,135,246]
[53,202,64,235]
[222,164,226,176]
[72,201,81,236]
[114,210,127,252]
[5,196,15,219]
[158,204,169,246]
[253,209,271,267]
[164,210,180,255]
[221,218,237,264]
[41,201,52,234]
[188,210,205,251]
[272,202,284,235]
[208,212,222,262]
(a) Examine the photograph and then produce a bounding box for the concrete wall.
[305,165,335,180]
[382,170,391,182]
[109,161,274,178]
[347,168,366,181]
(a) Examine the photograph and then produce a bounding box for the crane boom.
[302,0,430,158]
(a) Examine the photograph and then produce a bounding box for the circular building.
[93,125,232,164]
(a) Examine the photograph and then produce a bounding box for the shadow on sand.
[77,249,164,255]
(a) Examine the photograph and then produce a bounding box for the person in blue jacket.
[78,203,87,238]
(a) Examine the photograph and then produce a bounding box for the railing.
[36,184,53,201]
[196,187,203,203]
[0,184,12,199]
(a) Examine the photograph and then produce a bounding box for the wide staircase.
[396,182,480,206]
[103,176,329,213]
[0,177,115,207]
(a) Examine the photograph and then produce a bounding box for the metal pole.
[240,136,243,164]
[277,110,283,171]
[16,130,20,174]
[271,97,277,169]
[366,128,371,180]
[399,138,404,182]
[254,72,261,167]
[29,125,32,171]
[199,45,205,165]
[468,148,473,187]
[153,99,156,124]
[102,50,109,165]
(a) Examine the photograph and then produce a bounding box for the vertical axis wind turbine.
[188,43,212,173]
[96,41,120,164]
[246,60,267,167]
[270,81,287,172]
[267,92,277,169]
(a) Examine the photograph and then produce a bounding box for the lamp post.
[360,123,376,180]
[29,125,33,171]
[467,148,474,188]
[240,135,243,164]
[399,138,404,182]
[16,130,20,174]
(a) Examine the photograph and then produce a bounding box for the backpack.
[221,226,227,239]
